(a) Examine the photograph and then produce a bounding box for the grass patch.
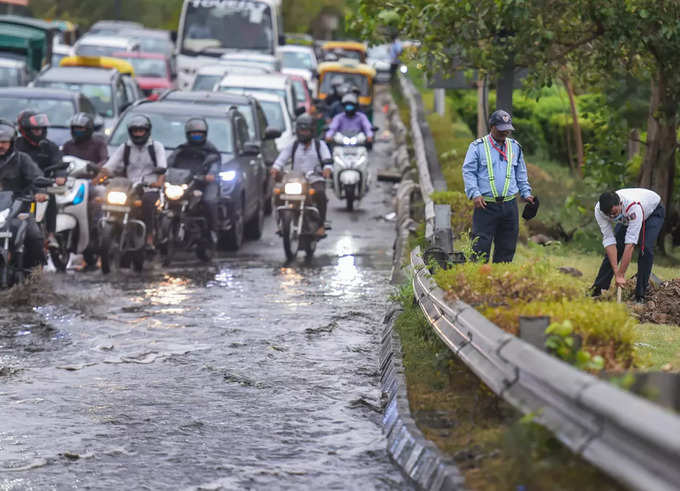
[392,282,622,490]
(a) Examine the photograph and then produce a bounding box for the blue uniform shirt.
[462,135,532,200]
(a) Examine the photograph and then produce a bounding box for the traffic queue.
[0,13,392,286]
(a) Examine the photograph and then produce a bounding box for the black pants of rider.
[592,204,665,301]
[311,181,327,224]
[201,180,219,236]
[471,198,519,263]
[141,190,159,237]
[45,194,57,234]
[10,217,44,269]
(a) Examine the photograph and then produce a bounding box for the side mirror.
[243,141,261,155]
[278,34,286,46]
[264,127,282,140]
[294,106,306,116]
[93,114,104,131]
[170,30,178,44]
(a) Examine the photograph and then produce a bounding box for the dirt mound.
[634,279,680,325]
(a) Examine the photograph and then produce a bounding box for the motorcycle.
[157,167,214,266]
[45,156,99,272]
[330,130,370,211]
[97,168,165,274]
[275,170,324,261]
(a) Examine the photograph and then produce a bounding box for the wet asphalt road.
[0,100,411,490]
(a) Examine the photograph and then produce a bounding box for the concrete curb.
[381,307,466,491]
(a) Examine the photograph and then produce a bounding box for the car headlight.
[164,184,185,200]
[0,208,8,225]
[104,127,112,136]
[220,170,237,181]
[284,182,303,195]
[107,191,127,205]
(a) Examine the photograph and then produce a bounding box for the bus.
[176,0,284,90]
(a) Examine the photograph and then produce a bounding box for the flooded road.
[0,104,410,489]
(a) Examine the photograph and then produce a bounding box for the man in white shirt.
[591,188,665,302]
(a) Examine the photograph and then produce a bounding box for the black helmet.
[185,117,208,145]
[127,114,152,146]
[17,110,49,146]
[295,113,314,144]
[342,93,358,116]
[0,119,16,160]
[70,112,94,143]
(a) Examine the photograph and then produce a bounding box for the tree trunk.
[476,74,488,137]
[639,73,677,216]
[561,73,584,178]
[495,59,514,113]
[628,129,641,160]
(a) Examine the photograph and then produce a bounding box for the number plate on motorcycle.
[102,204,131,213]
[0,231,11,238]
[281,194,304,201]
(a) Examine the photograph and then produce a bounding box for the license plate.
[0,231,11,238]
[102,204,131,213]
[281,194,304,201]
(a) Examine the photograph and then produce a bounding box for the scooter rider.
[323,76,346,119]
[167,117,221,243]
[15,111,66,248]
[271,113,332,237]
[97,114,166,249]
[62,112,109,166]
[0,119,47,269]
[325,93,374,147]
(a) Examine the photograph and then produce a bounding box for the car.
[287,74,313,114]
[241,91,294,153]
[190,63,271,92]
[0,57,32,87]
[219,52,281,72]
[0,87,99,145]
[72,35,140,58]
[108,100,268,249]
[112,51,175,98]
[88,20,144,36]
[118,28,177,76]
[33,65,136,134]
[366,44,392,83]
[217,73,300,120]
[278,45,318,96]
[51,44,71,67]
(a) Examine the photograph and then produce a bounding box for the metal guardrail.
[411,247,680,491]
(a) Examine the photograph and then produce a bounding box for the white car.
[72,35,140,58]
[191,63,273,91]
[367,44,392,83]
[278,45,318,96]
[217,73,300,119]
[220,52,281,72]
[243,91,294,153]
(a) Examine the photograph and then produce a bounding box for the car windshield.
[0,96,76,126]
[259,100,285,132]
[191,74,221,91]
[182,0,274,53]
[75,44,126,57]
[110,112,234,153]
[281,51,314,70]
[135,37,172,55]
[320,73,369,96]
[35,81,114,118]
[0,67,20,87]
[121,57,167,78]
[292,79,306,103]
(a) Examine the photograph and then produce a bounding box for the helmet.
[18,110,50,146]
[70,112,94,143]
[185,117,208,145]
[0,119,16,160]
[336,83,351,98]
[330,75,344,89]
[127,114,152,146]
[295,113,314,144]
[348,84,360,95]
[342,93,358,116]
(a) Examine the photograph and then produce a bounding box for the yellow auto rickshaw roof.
[321,41,367,53]
[317,60,376,78]
[59,55,135,76]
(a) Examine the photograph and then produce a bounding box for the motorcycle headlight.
[284,182,303,195]
[400,65,408,74]
[164,184,185,200]
[0,208,8,225]
[343,136,351,145]
[107,191,127,205]
[220,170,237,181]
[350,137,357,145]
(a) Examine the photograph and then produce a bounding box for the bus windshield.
[181,0,274,54]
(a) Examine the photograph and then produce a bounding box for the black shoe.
[588,286,602,298]
[634,296,645,304]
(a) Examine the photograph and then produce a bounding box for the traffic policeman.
[591,188,665,302]
[462,110,534,263]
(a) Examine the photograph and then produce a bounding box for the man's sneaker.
[588,285,602,298]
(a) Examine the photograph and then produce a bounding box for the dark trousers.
[45,194,57,234]
[311,181,327,223]
[471,199,519,263]
[593,204,665,300]
[141,190,159,237]
[201,181,219,233]
[10,217,44,268]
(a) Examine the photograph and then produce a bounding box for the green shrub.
[431,191,474,237]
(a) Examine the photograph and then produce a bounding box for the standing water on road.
[0,103,411,489]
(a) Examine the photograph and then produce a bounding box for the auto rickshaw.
[59,55,135,76]
[320,41,367,63]
[316,59,376,122]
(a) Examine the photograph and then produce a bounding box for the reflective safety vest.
[482,135,514,202]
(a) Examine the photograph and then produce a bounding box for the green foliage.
[545,320,605,371]
[431,191,473,237]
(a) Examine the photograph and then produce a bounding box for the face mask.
[189,133,205,142]
[344,104,355,112]
[72,128,87,138]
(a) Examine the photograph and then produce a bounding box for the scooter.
[97,168,165,274]
[45,156,99,272]
[330,130,370,211]
[275,170,325,261]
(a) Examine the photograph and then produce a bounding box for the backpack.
[123,142,157,169]
[291,139,322,170]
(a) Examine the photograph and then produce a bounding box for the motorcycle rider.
[62,112,109,165]
[15,110,66,248]
[0,119,47,269]
[271,113,332,237]
[322,76,346,119]
[97,114,166,249]
[167,117,221,244]
[325,93,374,147]
[328,83,355,119]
